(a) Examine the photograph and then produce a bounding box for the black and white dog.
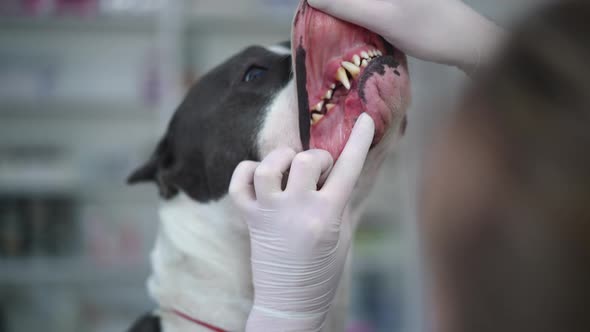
[127,2,410,331]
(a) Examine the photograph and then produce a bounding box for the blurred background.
[0,0,544,331]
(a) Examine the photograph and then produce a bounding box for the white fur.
[149,193,253,331]
[257,80,303,156]
[266,45,291,56]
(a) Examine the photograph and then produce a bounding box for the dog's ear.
[127,138,167,185]
[127,156,158,184]
[127,137,180,199]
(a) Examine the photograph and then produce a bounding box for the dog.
[126,2,410,331]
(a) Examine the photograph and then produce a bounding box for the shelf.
[0,13,292,35]
[0,258,150,285]
[0,15,157,34]
[0,175,159,203]
[0,168,79,196]
[0,99,157,120]
[78,182,159,203]
[188,15,292,34]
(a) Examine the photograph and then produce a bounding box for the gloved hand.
[230,114,375,332]
[307,0,505,74]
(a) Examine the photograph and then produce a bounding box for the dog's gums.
[293,1,411,160]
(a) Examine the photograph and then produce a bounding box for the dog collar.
[171,309,228,332]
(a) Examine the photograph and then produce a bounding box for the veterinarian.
[231,0,590,331]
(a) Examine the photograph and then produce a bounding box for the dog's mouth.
[293,1,411,160]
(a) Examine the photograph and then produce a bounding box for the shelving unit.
[0,2,297,331]
[0,3,161,332]
[0,258,149,285]
[0,13,291,35]
[0,100,155,118]
[0,15,157,33]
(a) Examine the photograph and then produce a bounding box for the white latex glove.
[230,114,375,332]
[307,0,505,74]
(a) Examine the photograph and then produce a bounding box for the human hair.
[425,1,590,331]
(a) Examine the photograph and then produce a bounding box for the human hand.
[230,114,375,331]
[307,0,504,74]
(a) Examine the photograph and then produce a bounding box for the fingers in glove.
[322,113,375,210]
[287,149,334,193]
[254,147,297,202]
[229,161,260,210]
[307,0,393,37]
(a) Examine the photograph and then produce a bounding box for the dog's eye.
[243,66,268,82]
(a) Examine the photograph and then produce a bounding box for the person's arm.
[230,114,375,331]
[308,0,505,75]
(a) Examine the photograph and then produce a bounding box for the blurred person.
[421,2,590,330]
[230,0,590,331]
[0,307,5,332]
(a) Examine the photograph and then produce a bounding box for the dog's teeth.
[336,67,351,90]
[326,103,336,112]
[369,50,375,57]
[352,54,361,66]
[330,83,336,89]
[311,112,324,125]
[324,89,333,100]
[361,51,369,59]
[376,50,383,56]
[341,61,361,79]
[313,101,324,112]
[361,59,369,67]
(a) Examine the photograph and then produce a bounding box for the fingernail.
[355,113,375,130]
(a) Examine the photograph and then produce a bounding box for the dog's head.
[129,3,411,203]
[128,43,297,202]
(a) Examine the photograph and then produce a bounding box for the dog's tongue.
[292,1,410,159]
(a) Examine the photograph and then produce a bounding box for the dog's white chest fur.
[147,194,363,332]
[149,194,253,331]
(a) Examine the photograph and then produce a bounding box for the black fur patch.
[381,36,395,55]
[128,45,293,202]
[358,56,400,104]
[401,115,408,136]
[295,45,311,150]
[127,314,161,332]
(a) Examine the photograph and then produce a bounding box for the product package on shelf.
[0,196,78,258]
